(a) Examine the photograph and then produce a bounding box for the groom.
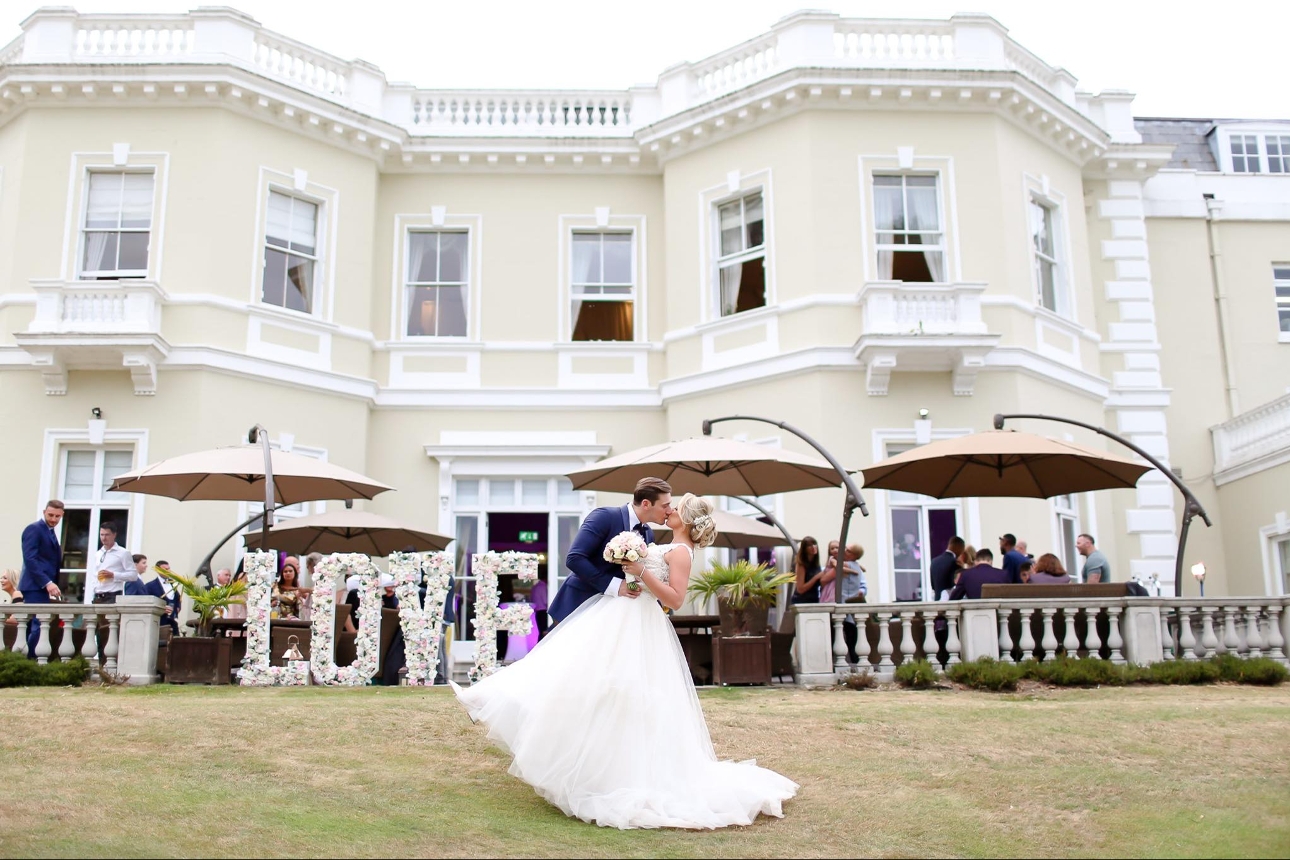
[549,477,672,625]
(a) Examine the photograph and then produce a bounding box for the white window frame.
[714,189,768,318]
[250,168,338,321]
[391,211,483,341]
[569,229,638,342]
[1274,264,1290,344]
[1051,493,1081,580]
[558,212,647,342]
[859,153,961,285]
[871,172,947,284]
[1215,125,1290,174]
[1230,133,1262,173]
[62,150,169,283]
[696,169,776,325]
[1260,513,1290,596]
[1265,135,1290,174]
[57,447,139,602]
[78,169,157,280]
[404,228,471,339]
[260,188,323,315]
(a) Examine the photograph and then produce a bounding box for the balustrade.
[0,600,165,684]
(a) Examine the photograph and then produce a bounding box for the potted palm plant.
[156,567,248,684]
[688,560,793,638]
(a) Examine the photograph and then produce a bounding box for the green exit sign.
[518,531,540,543]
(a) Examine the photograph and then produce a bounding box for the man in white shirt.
[92,521,137,604]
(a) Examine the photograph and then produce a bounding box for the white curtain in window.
[266,192,294,243]
[438,232,469,283]
[906,186,944,282]
[86,174,121,229]
[571,233,600,284]
[873,184,898,279]
[83,233,112,273]
[407,232,431,283]
[120,174,154,228]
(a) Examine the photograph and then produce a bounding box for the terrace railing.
[0,597,166,684]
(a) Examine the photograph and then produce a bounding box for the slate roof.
[1134,118,1218,171]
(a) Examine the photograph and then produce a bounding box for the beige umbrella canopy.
[109,445,394,505]
[243,510,452,556]
[566,437,844,496]
[859,430,1150,499]
[655,508,792,550]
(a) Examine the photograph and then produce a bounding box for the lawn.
[1,684,1288,858]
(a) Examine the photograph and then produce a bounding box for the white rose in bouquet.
[604,531,650,593]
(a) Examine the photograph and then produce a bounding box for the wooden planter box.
[166,636,233,685]
[712,635,772,686]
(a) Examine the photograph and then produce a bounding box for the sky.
[3,0,1288,119]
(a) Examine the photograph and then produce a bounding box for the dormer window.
[1218,126,1290,174]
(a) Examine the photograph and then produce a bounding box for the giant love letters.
[389,551,453,685]
[468,551,539,682]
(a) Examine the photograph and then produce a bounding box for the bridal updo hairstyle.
[676,493,718,549]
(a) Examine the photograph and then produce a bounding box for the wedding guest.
[1031,553,1072,585]
[1,569,21,604]
[273,558,307,619]
[303,552,322,588]
[958,543,977,571]
[1077,534,1112,583]
[126,554,179,633]
[92,522,137,604]
[1018,560,1035,584]
[20,501,64,653]
[949,549,1009,600]
[999,534,1029,584]
[931,537,965,601]
[436,573,457,685]
[792,536,823,604]
[214,568,233,588]
[1017,540,1033,560]
[345,573,398,631]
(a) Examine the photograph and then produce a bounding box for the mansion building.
[1,7,1288,645]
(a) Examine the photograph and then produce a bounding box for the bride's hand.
[621,559,645,577]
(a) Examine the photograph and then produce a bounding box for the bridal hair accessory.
[604,531,650,594]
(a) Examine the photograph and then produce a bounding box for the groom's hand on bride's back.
[617,580,641,599]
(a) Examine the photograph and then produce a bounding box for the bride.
[451,493,798,830]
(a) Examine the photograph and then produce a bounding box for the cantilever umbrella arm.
[735,495,798,553]
[994,412,1212,597]
[195,424,277,579]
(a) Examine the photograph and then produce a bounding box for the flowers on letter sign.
[238,550,308,686]
[309,553,381,686]
[469,551,539,683]
[390,551,454,685]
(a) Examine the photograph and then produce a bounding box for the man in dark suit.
[125,554,180,633]
[929,536,965,600]
[549,477,672,625]
[999,533,1029,584]
[19,500,66,654]
[949,548,1010,600]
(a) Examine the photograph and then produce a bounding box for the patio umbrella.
[858,430,1151,499]
[654,508,792,550]
[243,510,452,556]
[109,445,393,505]
[565,437,844,496]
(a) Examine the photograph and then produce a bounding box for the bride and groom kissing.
[452,477,797,830]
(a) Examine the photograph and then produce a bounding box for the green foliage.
[946,658,1023,691]
[894,659,939,689]
[1019,656,1128,687]
[158,565,247,631]
[687,560,793,609]
[0,651,88,687]
[841,671,877,690]
[1213,654,1288,685]
[1143,659,1222,685]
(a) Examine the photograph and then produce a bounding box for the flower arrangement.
[604,531,649,594]
[468,551,539,683]
[390,551,454,685]
[309,553,380,686]
[237,550,308,686]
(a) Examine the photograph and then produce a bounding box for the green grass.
[0,684,1288,858]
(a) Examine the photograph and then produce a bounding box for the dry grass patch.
[0,684,1287,858]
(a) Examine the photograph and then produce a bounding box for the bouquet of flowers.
[604,531,649,594]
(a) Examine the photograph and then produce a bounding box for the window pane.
[454,515,478,641]
[60,509,91,572]
[120,173,154,228]
[290,199,317,254]
[490,480,515,506]
[571,233,601,285]
[720,258,766,316]
[117,231,149,272]
[262,248,287,307]
[522,480,548,506]
[63,451,96,501]
[873,183,904,230]
[284,255,312,312]
[744,193,764,249]
[438,232,469,283]
[1279,307,1290,333]
[456,479,480,507]
[1274,267,1290,280]
[436,285,468,336]
[719,200,743,257]
[572,298,633,341]
[602,233,632,283]
[406,286,436,336]
[266,191,294,244]
[557,478,579,507]
[1039,258,1058,311]
[407,232,438,282]
[102,450,134,502]
[86,173,123,228]
[82,232,119,274]
[906,183,940,231]
[719,263,742,317]
[1279,539,1290,595]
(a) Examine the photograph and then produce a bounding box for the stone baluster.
[1061,609,1080,657]
[855,610,872,671]
[922,608,940,670]
[1039,608,1058,662]
[1160,612,1174,660]
[80,610,100,677]
[1085,608,1102,659]
[57,610,74,663]
[0,611,8,652]
[898,612,916,668]
[1264,606,1286,663]
[1017,607,1036,661]
[833,615,849,677]
[13,613,28,657]
[875,612,895,674]
[104,614,120,676]
[945,608,961,666]
[34,612,53,665]
[1244,608,1263,658]
[1106,606,1125,665]
[1198,608,1219,659]
[1177,607,1196,660]
[998,609,1014,663]
[1223,606,1242,655]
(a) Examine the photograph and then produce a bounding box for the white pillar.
[115,597,164,685]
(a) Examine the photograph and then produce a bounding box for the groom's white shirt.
[603,504,641,598]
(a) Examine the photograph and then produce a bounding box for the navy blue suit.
[949,564,1009,601]
[549,505,654,624]
[19,519,63,654]
[125,577,179,633]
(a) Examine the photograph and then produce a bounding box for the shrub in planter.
[946,658,1023,691]
[688,560,793,637]
[1213,654,1288,685]
[0,651,89,687]
[894,659,938,689]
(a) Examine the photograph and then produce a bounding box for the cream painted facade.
[2,7,1289,636]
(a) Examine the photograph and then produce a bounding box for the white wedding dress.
[451,543,798,830]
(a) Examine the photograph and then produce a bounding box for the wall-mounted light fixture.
[91,407,102,419]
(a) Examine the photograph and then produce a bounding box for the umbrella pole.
[248,424,276,533]
[196,511,276,579]
[994,413,1212,598]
